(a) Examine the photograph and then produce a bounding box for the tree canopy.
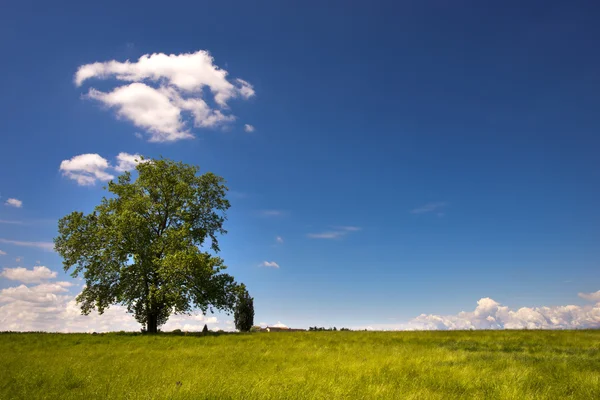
[54,157,244,333]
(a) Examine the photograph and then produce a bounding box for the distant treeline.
[308,327,351,331]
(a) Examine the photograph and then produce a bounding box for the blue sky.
[1,0,599,331]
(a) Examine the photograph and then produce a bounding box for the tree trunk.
[147,313,158,334]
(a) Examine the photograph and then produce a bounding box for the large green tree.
[54,157,243,333]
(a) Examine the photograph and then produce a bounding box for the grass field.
[1,330,599,399]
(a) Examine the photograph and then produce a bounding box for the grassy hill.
[1,330,599,399]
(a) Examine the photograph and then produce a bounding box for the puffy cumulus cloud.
[271,321,288,328]
[354,296,600,331]
[0,282,72,305]
[307,226,361,239]
[5,198,23,208]
[579,290,600,303]
[60,152,146,185]
[59,153,114,186]
[1,266,57,283]
[0,250,6,255]
[87,84,193,142]
[114,152,147,173]
[260,261,280,268]
[276,236,284,244]
[244,124,255,132]
[0,277,233,333]
[75,50,255,142]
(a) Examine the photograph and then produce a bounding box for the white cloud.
[5,198,22,208]
[114,152,147,172]
[0,278,233,333]
[0,282,72,304]
[87,84,193,142]
[15,257,22,263]
[271,321,288,328]
[411,202,446,214]
[244,124,255,132]
[75,50,254,142]
[0,239,54,252]
[276,236,284,244]
[1,266,57,283]
[59,153,114,186]
[579,290,600,303]
[0,250,6,256]
[260,261,280,268]
[307,226,361,239]
[60,152,147,185]
[0,220,23,225]
[260,210,285,217]
[354,295,600,331]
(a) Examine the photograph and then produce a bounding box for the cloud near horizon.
[75,50,255,142]
[1,267,598,332]
[0,266,231,333]
[579,290,600,303]
[354,296,600,331]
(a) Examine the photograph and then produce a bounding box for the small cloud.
[1,266,58,284]
[5,198,23,208]
[15,257,22,263]
[244,124,255,132]
[333,226,361,232]
[260,261,280,268]
[307,226,361,240]
[260,210,285,217]
[579,290,600,303]
[0,250,6,256]
[59,153,114,186]
[60,152,147,186]
[276,236,284,244]
[411,202,446,215]
[307,231,344,239]
[272,321,287,328]
[114,152,147,172]
[0,220,24,225]
[0,239,55,252]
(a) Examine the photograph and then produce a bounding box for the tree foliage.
[54,157,244,333]
[234,287,254,332]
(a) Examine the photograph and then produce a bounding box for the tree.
[234,287,254,332]
[54,157,243,333]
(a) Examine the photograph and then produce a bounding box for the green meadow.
[1,330,599,399]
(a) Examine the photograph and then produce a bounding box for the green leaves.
[234,288,255,332]
[54,157,243,332]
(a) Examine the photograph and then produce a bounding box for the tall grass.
[1,330,599,399]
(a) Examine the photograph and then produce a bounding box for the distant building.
[252,326,305,332]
